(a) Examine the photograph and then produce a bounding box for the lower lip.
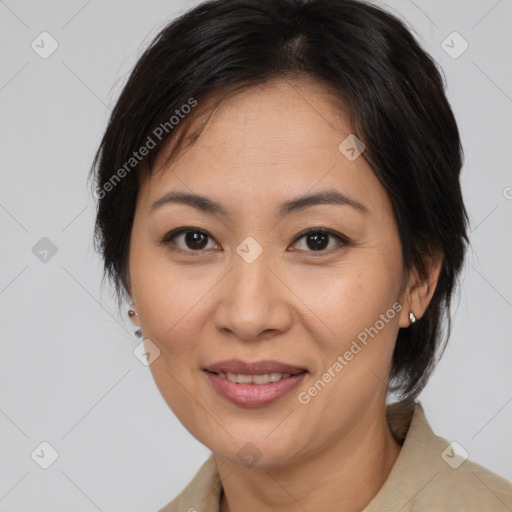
[205,371,307,408]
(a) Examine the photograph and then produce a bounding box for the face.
[128,78,410,468]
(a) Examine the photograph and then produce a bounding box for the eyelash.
[159,226,350,256]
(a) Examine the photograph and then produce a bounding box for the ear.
[125,275,140,327]
[128,303,140,327]
[398,251,443,328]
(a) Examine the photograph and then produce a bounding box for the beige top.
[158,402,512,511]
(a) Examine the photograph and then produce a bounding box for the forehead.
[139,78,388,217]
[183,79,350,158]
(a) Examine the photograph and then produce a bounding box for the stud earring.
[409,312,416,324]
[128,305,138,318]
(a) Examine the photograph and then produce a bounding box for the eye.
[159,227,349,255]
[290,229,349,254]
[160,227,219,253]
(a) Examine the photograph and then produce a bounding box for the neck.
[217,402,402,512]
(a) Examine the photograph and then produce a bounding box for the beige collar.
[159,401,512,511]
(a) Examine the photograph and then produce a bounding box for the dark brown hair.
[89,0,469,404]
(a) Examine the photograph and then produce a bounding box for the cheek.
[295,269,401,408]
[129,244,217,353]
[289,258,402,415]
[289,257,401,352]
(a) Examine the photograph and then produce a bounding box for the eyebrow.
[149,189,368,217]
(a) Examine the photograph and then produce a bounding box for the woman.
[90,0,512,510]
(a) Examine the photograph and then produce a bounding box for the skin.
[127,77,441,512]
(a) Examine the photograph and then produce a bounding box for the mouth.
[204,369,306,385]
[203,358,307,377]
[203,359,308,407]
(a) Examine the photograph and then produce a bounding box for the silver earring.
[128,306,138,317]
[409,312,416,324]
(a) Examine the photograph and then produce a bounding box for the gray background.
[0,0,511,511]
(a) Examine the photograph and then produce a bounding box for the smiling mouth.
[205,370,307,385]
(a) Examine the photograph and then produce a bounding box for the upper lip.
[204,359,307,375]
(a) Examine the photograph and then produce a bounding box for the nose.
[213,252,293,341]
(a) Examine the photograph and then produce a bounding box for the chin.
[208,432,307,470]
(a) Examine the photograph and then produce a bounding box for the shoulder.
[410,424,512,511]
[418,455,512,510]
[157,454,222,512]
[365,402,512,511]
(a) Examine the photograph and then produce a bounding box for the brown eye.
[291,229,348,254]
[305,232,330,251]
[182,231,209,250]
[161,228,219,252]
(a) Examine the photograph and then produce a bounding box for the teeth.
[235,373,253,384]
[219,372,292,384]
